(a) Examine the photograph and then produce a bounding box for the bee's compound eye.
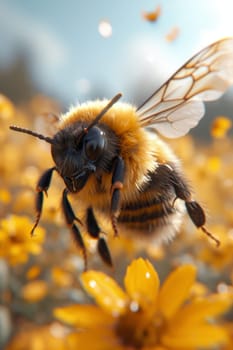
[83,127,105,161]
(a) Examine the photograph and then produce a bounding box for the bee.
[10,38,233,268]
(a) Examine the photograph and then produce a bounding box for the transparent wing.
[137,38,233,138]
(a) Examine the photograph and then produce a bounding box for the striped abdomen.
[118,165,186,238]
[119,196,174,233]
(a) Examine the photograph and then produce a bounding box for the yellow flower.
[26,265,42,280]
[6,322,69,350]
[21,280,49,302]
[0,94,15,121]
[0,214,45,265]
[55,258,231,349]
[51,266,74,287]
[211,116,232,139]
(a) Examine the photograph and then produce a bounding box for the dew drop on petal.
[117,299,127,309]
[98,19,112,38]
[145,271,151,279]
[217,283,230,293]
[130,301,139,312]
[89,279,97,288]
[49,322,68,338]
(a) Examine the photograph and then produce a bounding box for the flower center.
[115,308,165,348]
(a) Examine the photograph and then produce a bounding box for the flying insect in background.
[10,38,233,268]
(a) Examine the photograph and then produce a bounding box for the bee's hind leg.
[86,207,113,267]
[172,169,220,246]
[160,164,220,246]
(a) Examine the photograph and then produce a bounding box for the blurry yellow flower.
[0,94,15,121]
[55,258,231,349]
[6,322,69,350]
[22,280,48,302]
[206,156,221,174]
[26,265,42,279]
[0,188,11,204]
[51,266,74,287]
[0,215,45,265]
[13,189,34,214]
[211,116,232,138]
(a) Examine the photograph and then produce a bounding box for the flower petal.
[162,323,228,348]
[81,271,128,316]
[171,294,233,325]
[54,304,113,328]
[124,258,159,309]
[157,264,196,320]
[68,328,125,350]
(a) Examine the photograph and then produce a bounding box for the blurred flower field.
[0,94,233,349]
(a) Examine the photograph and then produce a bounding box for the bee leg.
[62,189,87,269]
[169,166,220,246]
[31,167,56,236]
[185,201,220,246]
[86,207,112,267]
[110,156,125,237]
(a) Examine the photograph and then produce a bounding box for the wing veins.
[137,37,233,138]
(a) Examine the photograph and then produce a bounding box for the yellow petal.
[54,304,113,328]
[162,323,228,348]
[171,294,233,325]
[157,264,196,320]
[124,258,159,309]
[68,328,124,350]
[143,347,167,350]
[142,5,161,23]
[81,271,128,316]
[165,26,180,42]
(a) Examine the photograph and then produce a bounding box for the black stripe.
[119,205,174,223]
[122,196,164,211]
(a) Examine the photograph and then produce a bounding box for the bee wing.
[137,38,233,138]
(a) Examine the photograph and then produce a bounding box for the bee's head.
[51,124,106,192]
[9,93,122,193]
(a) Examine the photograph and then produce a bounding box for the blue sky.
[0,0,233,105]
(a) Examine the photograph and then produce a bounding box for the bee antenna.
[85,93,122,132]
[9,125,54,144]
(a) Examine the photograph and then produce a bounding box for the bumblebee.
[10,38,233,267]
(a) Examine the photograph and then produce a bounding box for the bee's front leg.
[86,207,112,267]
[31,167,56,236]
[62,189,88,269]
[110,156,125,237]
